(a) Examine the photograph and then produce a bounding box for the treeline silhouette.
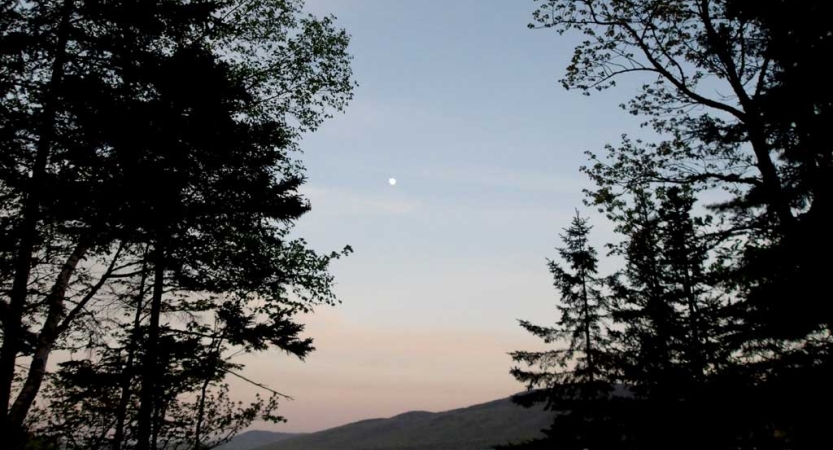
[507,1,832,449]
[3,1,832,450]
[0,1,354,449]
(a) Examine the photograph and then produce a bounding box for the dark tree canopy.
[0,1,355,449]
[507,1,833,448]
[530,0,832,341]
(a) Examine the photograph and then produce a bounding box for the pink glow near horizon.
[230,310,549,433]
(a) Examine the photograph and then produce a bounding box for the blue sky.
[236,0,646,432]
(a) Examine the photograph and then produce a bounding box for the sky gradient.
[233,0,647,432]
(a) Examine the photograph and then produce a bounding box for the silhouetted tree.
[530,0,832,341]
[32,320,285,450]
[508,213,617,449]
[523,0,832,446]
[599,185,739,447]
[0,1,355,448]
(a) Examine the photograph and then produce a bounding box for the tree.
[508,212,616,449]
[31,320,285,450]
[601,185,739,447]
[604,186,725,390]
[1,2,226,438]
[1,1,355,447]
[526,1,832,445]
[608,187,677,398]
[717,0,833,352]
[530,0,833,340]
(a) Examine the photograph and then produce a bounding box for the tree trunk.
[0,1,74,437]
[8,241,89,429]
[113,247,150,450]
[747,128,796,229]
[136,242,165,450]
[194,335,224,450]
[580,274,594,385]
[681,259,704,382]
[698,1,795,230]
[194,375,211,450]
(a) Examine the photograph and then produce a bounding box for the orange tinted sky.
[233,310,549,432]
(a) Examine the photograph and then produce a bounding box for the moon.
[388,178,397,186]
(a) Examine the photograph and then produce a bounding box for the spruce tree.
[508,212,615,449]
[603,185,735,447]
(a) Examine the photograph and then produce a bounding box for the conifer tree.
[602,185,735,447]
[509,213,616,449]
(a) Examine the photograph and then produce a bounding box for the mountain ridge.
[248,395,552,450]
[215,430,300,450]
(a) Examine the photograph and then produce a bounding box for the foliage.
[509,213,616,449]
[508,1,833,448]
[32,336,282,450]
[1,1,355,449]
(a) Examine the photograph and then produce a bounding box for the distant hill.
[253,396,553,450]
[215,430,300,450]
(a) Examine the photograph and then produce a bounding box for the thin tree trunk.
[681,260,703,382]
[194,334,224,450]
[151,402,162,450]
[8,241,89,429]
[113,246,150,450]
[580,275,594,385]
[637,202,673,385]
[10,239,125,434]
[136,241,165,450]
[194,375,211,450]
[0,0,74,437]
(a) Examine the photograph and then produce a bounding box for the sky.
[233,0,646,433]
